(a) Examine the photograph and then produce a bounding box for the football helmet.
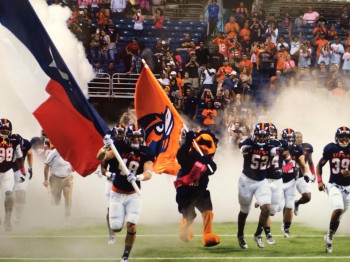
[267,122,277,139]
[335,126,350,148]
[112,123,125,141]
[253,123,270,146]
[125,124,145,149]
[0,118,12,138]
[282,128,296,147]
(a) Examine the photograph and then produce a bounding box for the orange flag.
[135,63,183,175]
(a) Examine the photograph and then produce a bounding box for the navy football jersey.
[0,134,22,173]
[320,143,350,186]
[21,139,32,160]
[112,141,155,193]
[266,139,284,179]
[239,138,275,181]
[282,144,303,183]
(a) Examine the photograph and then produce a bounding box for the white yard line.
[0,234,349,238]
[1,257,350,260]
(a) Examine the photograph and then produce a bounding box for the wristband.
[317,174,323,183]
[310,166,316,175]
[137,174,145,181]
[20,167,26,175]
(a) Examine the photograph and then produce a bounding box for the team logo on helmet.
[0,118,12,138]
[138,106,174,155]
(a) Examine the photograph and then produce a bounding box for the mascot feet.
[202,233,220,247]
[179,218,194,242]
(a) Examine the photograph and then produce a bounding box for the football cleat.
[238,235,248,249]
[324,234,333,253]
[108,235,116,245]
[294,201,299,216]
[120,257,129,262]
[281,222,285,231]
[266,233,276,245]
[254,202,259,208]
[283,228,291,238]
[254,235,264,248]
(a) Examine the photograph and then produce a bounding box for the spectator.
[250,18,264,43]
[158,71,170,87]
[235,2,248,28]
[212,31,231,59]
[208,0,220,37]
[140,0,150,15]
[200,63,216,94]
[133,9,145,32]
[288,30,302,65]
[216,58,232,86]
[337,25,348,43]
[110,0,127,19]
[293,11,306,33]
[296,43,311,68]
[90,27,101,62]
[283,54,297,82]
[225,15,240,41]
[281,11,291,30]
[182,88,199,121]
[275,44,289,71]
[317,42,330,68]
[315,32,328,63]
[342,46,350,75]
[140,44,155,72]
[100,29,111,62]
[257,44,274,76]
[303,6,319,25]
[222,70,239,93]
[313,61,329,91]
[105,19,119,63]
[238,53,253,74]
[96,8,109,27]
[327,64,341,90]
[94,60,105,77]
[154,7,165,36]
[239,21,251,51]
[239,67,252,102]
[331,79,348,96]
[106,61,117,76]
[201,100,217,128]
[125,37,140,54]
[327,24,338,41]
[265,22,278,44]
[312,21,327,38]
[184,50,200,94]
[209,45,225,71]
[228,36,242,66]
[276,35,289,52]
[196,41,210,67]
[330,36,345,66]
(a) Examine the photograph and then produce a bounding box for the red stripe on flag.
[33,80,103,176]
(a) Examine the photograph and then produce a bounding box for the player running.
[316,126,350,253]
[97,123,155,262]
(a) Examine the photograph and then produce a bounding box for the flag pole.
[140,59,214,173]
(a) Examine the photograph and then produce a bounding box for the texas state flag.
[0,0,109,176]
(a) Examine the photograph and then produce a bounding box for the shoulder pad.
[139,146,156,159]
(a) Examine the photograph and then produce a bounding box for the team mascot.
[174,129,220,247]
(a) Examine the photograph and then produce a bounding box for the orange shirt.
[239,28,251,42]
[202,109,217,125]
[238,60,253,73]
[212,38,231,58]
[225,22,240,39]
[217,65,233,83]
[315,39,328,57]
[275,51,289,70]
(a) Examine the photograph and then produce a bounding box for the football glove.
[310,174,316,183]
[185,131,197,144]
[127,173,136,183]
[103,135,113,149]
[19,173,25,183]
[303,174,310,183]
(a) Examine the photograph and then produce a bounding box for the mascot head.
[192,130,218,156]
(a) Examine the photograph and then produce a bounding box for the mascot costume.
[174,129,220,247]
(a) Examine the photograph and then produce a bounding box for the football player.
[316,126,350,253]
[260,123,290,245]
[100,123,126,245]
[294,131,315,216]
[237,123,277,249]
[97,123,155,262]
[0,118,26,231]
[12,137,33,224]
[280,128,309,238]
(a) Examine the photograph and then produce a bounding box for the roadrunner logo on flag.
[135,65,183,175]
[138,106,174,156]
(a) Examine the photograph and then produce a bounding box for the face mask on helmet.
[113,127,125,141]
[253,123,270,146]
[0,119,12,138]
[335,126,350,148]
[126,124,145,149]
[282,128,296,147]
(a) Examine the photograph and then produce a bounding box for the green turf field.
[0,222,349,262]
